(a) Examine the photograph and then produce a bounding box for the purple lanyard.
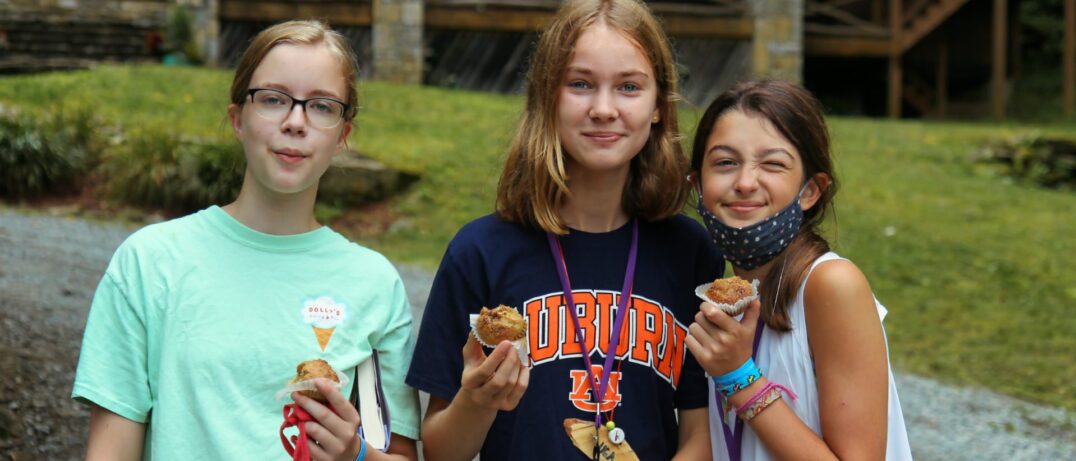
[715,316,766,461]
[546,219,639,429]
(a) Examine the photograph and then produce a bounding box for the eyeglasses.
[246,88,350,129]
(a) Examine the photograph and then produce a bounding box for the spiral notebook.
[349,351,391,451]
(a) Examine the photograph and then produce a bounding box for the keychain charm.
[608,427,626,445]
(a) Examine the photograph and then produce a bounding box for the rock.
[318,150,419,207]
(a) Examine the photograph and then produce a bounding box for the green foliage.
[166,5,202,64]
[99,124,243,213]
[0,105,101,199]
[976,134,1076,188]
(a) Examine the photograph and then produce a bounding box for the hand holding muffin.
[457,305,531,413]
[686,278,765,377]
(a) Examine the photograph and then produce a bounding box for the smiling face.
[555,23,659,180]
[228,42,352,198]
[698,110,820,229]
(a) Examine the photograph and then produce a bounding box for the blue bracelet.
[712,358,763,397]
[355,440,367,461]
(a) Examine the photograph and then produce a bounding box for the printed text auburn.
[524,290,689,387]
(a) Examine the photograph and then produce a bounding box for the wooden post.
[1065,0,1074,115]
[937,40,947,118]
[888,0,902,118]
[992,0,1007,121]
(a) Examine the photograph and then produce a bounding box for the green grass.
[1,64,1074,412]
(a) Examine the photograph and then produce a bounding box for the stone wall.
[0,0,173,73]
[752,0,803,83]
[372,0,422,84]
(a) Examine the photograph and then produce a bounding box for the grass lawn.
[1,65,1073,411]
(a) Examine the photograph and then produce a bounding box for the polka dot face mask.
[695,182,809,270]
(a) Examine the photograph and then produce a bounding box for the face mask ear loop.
[770,256,788,321]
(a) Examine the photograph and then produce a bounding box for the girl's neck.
[731,258,776,282]
[222,175,321,235]
[559,166,631,233]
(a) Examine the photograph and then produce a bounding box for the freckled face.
[556,24,659,177]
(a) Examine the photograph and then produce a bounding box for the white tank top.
[707,252,913,460]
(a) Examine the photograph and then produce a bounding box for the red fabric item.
[281,403,316,461]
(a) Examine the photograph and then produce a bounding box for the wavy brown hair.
[690,81,838,331]
[495,0,688,234]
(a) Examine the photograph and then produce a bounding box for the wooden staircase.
[900,0,970,52]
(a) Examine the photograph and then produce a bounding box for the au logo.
[569,365,623,413]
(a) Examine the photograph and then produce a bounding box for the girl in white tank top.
[686,81,913,460]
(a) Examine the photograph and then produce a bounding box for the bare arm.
[686,260,888,460]
[84,405,145,461]
[671,407,711,461]
[420,336,529,461]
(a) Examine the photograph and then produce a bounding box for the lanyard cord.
[546,219,639,430]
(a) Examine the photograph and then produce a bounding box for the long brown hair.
[690,81,838,331]
[495,0,687,234]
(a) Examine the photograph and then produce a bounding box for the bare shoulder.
[804,258,872,307]
[803,258,881,330]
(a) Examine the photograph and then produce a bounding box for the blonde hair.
[229,20,359,120]
[495,0,687,234]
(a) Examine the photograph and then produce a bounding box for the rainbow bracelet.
[712,358,764,397]
[736,382,798,421]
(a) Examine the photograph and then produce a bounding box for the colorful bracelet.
[735,382,798,422]
[712,358,763,397]
[355,440,367,461]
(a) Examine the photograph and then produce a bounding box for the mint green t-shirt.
[72,206,420,460]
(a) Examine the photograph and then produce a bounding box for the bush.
[976,135,1076,189]
[0,105,101,199]
[99,126,243,212]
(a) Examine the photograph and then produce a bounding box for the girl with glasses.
[73,20,420,461]
[406,0,723,459]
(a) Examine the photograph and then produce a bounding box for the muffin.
[695,276,759,316]
[706,276,754,305]
[290,359,339,402]
[474,305,526,345]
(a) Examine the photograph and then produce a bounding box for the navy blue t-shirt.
[407,214,723,460]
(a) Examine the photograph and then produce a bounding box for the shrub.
[0,105,101,199]
[99,125,244,212]
[976,135,1076,189]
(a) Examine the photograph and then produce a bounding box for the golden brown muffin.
[290,359,339,402]
[706,276,754,305]
[475,305,526,344]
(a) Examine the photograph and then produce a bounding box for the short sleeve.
[71,270,153,423]
[370,274,422,440]
[406,246,483,401]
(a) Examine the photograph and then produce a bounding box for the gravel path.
[1,209,1073,460]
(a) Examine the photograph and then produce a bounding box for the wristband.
[711,357,763,397]
[736,382,798,421]
[355,440,367,461]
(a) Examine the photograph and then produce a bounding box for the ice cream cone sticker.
[302,296,347,351]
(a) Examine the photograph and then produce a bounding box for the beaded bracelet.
[712,358,764,397]
[735,382,798,422]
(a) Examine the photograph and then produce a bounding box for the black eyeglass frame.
[246,88,352,127]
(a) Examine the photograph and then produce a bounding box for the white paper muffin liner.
[695,278,761,316]
[469,312,531,368]
[275,366,350,401]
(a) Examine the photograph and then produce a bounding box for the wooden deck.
[216,0,1023,118]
